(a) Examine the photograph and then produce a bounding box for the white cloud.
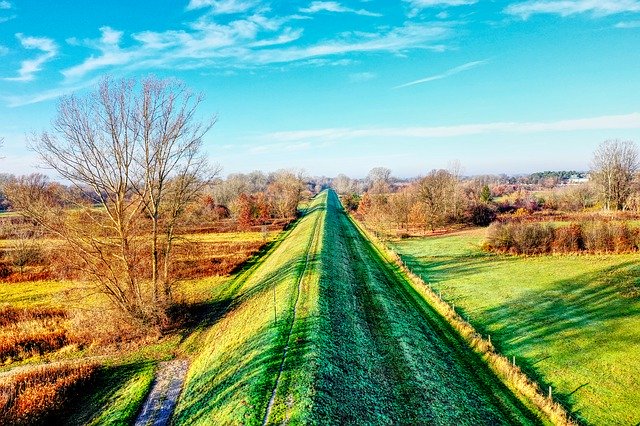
[406,0,476,6]
[186,0,259,14]
[299,1,382,17]
[349,71,376,82]
[61,16,451,81]
[0,45,8,56]
[3,75,103,107]
[0,1,11,9]
[506,0,640,19]
[394,60,486,88]
[100,26,124,45]
[62,26,132,80]
[248,23,451,64]
[404,0,476,18]
[263,112,640,142]
[5,33,58,82]
[615,20,640,28]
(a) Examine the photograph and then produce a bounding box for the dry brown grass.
[0,362,97,425]
[174,240,267,279]
[0,307,70,364]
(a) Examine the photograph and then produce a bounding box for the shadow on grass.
[399,251,505,285]
[174,318,316,425]
[480,261,640,420]
[63,361,155,426]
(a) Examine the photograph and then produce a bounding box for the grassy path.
[173,193,326,425]
[173,191,541,424]
[262,201,324,425]
[311,190,539,425]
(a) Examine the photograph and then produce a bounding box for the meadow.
[391,229,640,425]
[0,226,282,424]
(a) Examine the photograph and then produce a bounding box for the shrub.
[465,202,497,226]
[486,220,639,255]
[552,224,584,253]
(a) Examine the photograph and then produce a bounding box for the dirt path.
[134,359,189,426]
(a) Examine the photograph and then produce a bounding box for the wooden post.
[512,356,516,366]
[488,334,491,345]
[273,285,277,325]
[548,386,552,399]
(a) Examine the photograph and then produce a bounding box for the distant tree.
[591,140,639,210]
[332,174,355,194]
[6,77,215,326]
[267,170,305,218]
[237,193,254,230]
[480,184,492,202]
[416,169,458,231]
[367,167,392,194]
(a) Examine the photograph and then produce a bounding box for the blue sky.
[0,0,639,178]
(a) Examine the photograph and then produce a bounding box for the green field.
[391,229,640,425]
[175,190,540,425]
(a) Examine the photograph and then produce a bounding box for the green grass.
[391,228,640,425]
[311,191,538,425]
[64,361,156,425]
[173,193,326,425]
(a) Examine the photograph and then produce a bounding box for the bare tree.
[267,170,305,219]
[591,140,639,210]
[367,167,392,194]
[6,77,216,326]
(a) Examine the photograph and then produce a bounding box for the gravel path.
[134,359,189,426]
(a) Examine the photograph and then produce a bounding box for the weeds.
[0,362,97,425]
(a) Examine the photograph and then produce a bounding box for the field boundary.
[349,214,578,426]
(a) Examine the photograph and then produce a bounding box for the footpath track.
[310,190,540,425]
[262,201,324,425]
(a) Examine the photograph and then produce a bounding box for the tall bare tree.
[591,140,639,211]
[6,77,216,326]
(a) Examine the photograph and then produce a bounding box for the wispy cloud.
[60,17,452,81]
[615,20,640,28]
[263,112,640,141]
[3,75,103,107]
[349,71,376,82]
[394,60,485,88]
[0,1,11,9]
[404,0,477,17]
[186,0,259,14]
[0,45,8,56]
[506,0,640,19]
[62,26,133,81]
[5,34,58,82]
[299,1,382,17]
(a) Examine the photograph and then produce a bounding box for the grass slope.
[311,191,538,425]
[392,229,640,425]
[173,193,326,425]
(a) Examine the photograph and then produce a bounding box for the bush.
[465,202,497,226]
[552,224,584,253]
[486,220,639,255]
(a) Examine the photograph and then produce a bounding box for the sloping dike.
[172,190,541,425]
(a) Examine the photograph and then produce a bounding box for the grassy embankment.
[175,189,541,425]
[0,228,281,425]
[391,228,640,425]
[173,192,326,425]
[314,190,539,425]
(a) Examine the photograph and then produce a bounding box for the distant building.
[566,174,590,185]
